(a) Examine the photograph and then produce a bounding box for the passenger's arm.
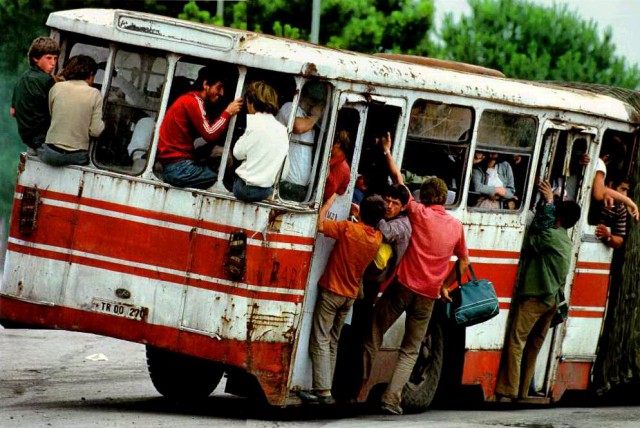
[441,255,470,302]
[595,224,624,249]
[292,105,323,134]
[604,188,639,221]
[592,170,607,201]
[317,198,333,233]
[471,167,495,197]
[379,132,403,185]
[186,96,232,143]
[529,181,556,234]
[501,162,516,199]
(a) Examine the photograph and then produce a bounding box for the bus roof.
[47,8,640,124]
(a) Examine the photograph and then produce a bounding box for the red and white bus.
[2,8,637,411]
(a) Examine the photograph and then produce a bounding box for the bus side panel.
[1,158,315,406]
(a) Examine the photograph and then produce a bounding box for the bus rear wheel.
[146,345,224,400]
[401,320,444,413]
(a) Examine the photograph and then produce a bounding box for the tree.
[439,0,640,89]
[178,0,437,55]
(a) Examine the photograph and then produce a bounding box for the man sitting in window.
[156,66,242,189]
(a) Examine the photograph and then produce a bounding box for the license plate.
[91,298,148,321]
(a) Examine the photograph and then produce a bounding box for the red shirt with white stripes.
[157,91,230,164]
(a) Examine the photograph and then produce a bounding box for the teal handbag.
[446,263,499,327]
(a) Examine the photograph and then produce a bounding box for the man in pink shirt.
[363,151,469,415]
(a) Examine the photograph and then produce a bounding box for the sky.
[433,0,640,68]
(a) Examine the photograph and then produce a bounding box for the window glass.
[67,42,109,90]
[277,80,332,203]
[403,100,473,205]
[469,111,537,211]
[94,48,167,175]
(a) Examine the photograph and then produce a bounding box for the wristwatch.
[383,150,391,156]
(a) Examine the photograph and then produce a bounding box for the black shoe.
[380,402,403,415]
[298,390,333,404]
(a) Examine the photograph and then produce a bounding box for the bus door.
[524,121,596,398]
[290,92,405,390]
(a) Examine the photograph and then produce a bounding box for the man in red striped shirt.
[157,66,242,189]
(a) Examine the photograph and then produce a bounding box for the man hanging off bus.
[38,55,104,167]
[495,181,581,402]
[156,66,243,189]
[11,37,60,153]
[363,144,469,415]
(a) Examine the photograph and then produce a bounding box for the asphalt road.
[2,328,640,427]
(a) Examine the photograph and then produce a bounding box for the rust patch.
[302,62,318,77]
[269,261,280,284]
[267,209,286,232]
[18,187,40,236]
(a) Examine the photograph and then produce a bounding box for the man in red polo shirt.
[363,151,469,415]
[322,129,351,204]
[157,66,242,189]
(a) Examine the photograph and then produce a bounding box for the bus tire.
[401,319,444,413]
[146,345,224,400]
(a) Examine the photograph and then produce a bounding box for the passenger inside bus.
[470,151,516,209]
[155,65,242,189]
[277,82,327,202]
[232,81,289,202]
[39,55,104,167]
[322,129,352,206]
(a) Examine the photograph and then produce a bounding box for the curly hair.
[245,81,279,115]
[419,177,448,206]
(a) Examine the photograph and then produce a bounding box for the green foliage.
[439,0,640,88]
[179,1,221,26]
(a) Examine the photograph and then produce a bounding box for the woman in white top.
[233,81,289,202]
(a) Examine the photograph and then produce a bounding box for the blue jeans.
[162,159,217,189]
[37,144,89,167]
[233,177,272,202]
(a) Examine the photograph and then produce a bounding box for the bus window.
[94,48,167,175]
[278,80,332,203]
[469,111,537,211]
[358,103,401,198]
[403,100,473,205]
[222,68,297,195]
[587,130,634,225]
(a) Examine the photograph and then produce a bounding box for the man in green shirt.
[495,180,581,401]
[11,37,60,151]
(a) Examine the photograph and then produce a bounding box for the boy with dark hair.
[157,65,243,189]
[495,180,581,402]
[299,195,386,404]
[40,55,104,166]
[11,36,60,151]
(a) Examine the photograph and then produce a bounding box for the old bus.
[1,8,638,411]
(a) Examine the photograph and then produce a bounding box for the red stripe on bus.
[468,249,520,259]
[576,261,610,271]
[10,204,311,292]
[15,186,315,246]
[570,272,609,308]
[568,310,603,318]
[7,243,305,303]
[0,296,291,406]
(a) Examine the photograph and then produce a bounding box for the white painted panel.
[562,317,602,356]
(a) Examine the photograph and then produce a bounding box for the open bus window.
[94,48,167,175]
[403,99,473,206]
[358,104,401,198]
[587,130,634,225]
[469,110,537,211]
[277,80,332,203]
[221,69,297,194]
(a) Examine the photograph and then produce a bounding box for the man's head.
[28,37,60,73]
[600,136,627,167]
[381,184,410,219]
[555,201,581,229]
[608,176,630,196]
[60,55,98,81]
[359,195,387,227]
[194,66,229,105]
[420,177,448,206]
[244,81,279,115]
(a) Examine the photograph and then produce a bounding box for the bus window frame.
[467,109,539,214]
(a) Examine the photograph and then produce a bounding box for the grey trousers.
[37,144,89,167]
[309,287,354,391]
[363,279,435,407]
